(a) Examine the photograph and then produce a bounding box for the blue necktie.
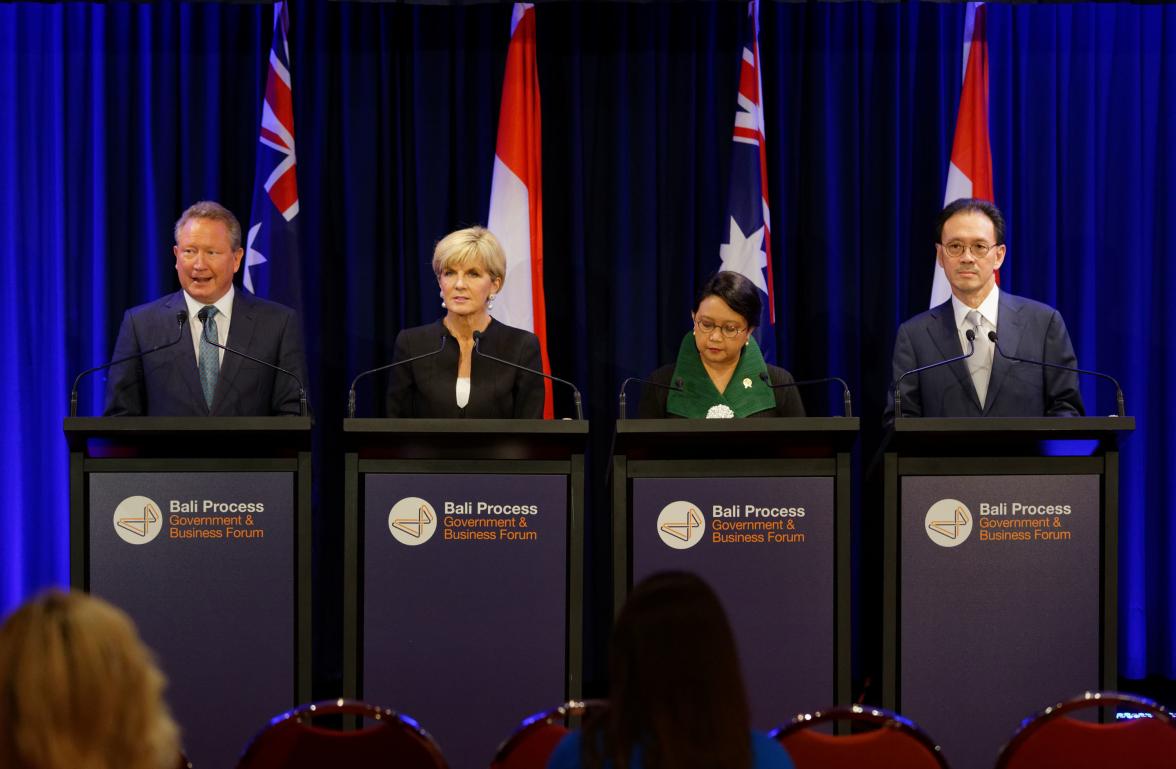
[198,306,220,409]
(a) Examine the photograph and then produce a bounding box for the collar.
[951,284,999,330]
[183,285,235,324]
[665,332,775,418]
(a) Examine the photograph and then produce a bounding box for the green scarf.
[665,332,775,418]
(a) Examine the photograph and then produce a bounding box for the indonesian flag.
[488,3,552,418]
[931,1,995,308]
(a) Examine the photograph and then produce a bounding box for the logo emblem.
[656,501,706,550]
[925,498,973,548]
[388,497,437,546]
[113,496,164,545]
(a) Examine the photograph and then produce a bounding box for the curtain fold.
[2,0,1173,682]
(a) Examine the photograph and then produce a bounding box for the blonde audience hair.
[0,589,181,769]
[431,226,507,286]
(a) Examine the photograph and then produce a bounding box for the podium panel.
[613,419,856,728]
[883,418,1130,769]
[345,419,586,769]
[631,475,835,725]
[67,417,311,769]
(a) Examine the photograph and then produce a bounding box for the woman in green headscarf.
[638,271,804,418]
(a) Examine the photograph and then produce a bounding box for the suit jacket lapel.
[983,292,1023,415]
[212,290,257,413]
[927,300,982,410]
[167,292,210,414]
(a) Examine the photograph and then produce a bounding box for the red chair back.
[235,699,449,769]
[491,700,607,769]
[996,691,1176,769]
[772,705,951,769]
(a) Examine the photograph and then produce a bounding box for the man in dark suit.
[885,199,1084,422]
[104,201,308,416]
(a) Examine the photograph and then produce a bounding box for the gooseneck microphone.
[198,307,308,417]
[347,334,447,418]
[472,330,583,420]
[617,376,684,419]
[893,329,976,418]
[758,372,854,417]
[987,330,1125,417]
[70,311,188,416]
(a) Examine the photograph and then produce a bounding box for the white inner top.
[456,377,471,408]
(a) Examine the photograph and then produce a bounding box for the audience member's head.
[583,571,752,769]
[0,589,181,769]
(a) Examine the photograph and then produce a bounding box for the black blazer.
[637,362,806,418]
[385,319,545,418]
[883,291,1084,424]
[103,289,308,416]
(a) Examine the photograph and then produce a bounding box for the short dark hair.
[581,571,752,769]
[936,198,1006,245]
[694,271,763,330]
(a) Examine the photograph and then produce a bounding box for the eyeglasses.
[941,241,998,259]
[694,317,746,339]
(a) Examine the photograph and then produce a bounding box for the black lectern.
[65,416,312,769]
[612,418,858,728]
[883,416,1133,769]
[343,418,587,769]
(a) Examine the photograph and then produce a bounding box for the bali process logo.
[388,497,438,546]
[656,500,706,550]
[925,498,973,548]
[113,496,164,545]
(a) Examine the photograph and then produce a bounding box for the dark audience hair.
[581,571,752,769]
[936,198,1006,245]
[694,271,763,331]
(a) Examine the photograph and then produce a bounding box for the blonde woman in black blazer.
[385,226,544,418]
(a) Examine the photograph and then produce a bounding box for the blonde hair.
[431,226,507,286]
[0,590,181,769]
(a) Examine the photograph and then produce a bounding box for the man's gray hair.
[174,201,243,251]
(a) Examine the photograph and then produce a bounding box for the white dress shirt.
[183,286,234,366]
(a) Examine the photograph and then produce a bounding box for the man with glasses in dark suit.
[884,198,1084,423]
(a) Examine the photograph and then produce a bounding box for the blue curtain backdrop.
[1,0,1173,688]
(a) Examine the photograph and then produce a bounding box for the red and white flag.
[488,3,552,417]
[931,1,995,307]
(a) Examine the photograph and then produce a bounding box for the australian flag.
[719,0,775,362]
[245,1,302,312]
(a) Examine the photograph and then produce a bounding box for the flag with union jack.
[245,1,302,311]
[719,0,775,362]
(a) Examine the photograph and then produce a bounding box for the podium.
[343,418,587,769]
[65,416,312,769]
[611,418,857,728]
[882,417,1133,769]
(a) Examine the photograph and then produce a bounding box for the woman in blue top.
[547,571,794,769]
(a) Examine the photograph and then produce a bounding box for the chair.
[235,699,449,769]
[491,700,607,769]
[771,705,951,769]
[995,691,1176,769]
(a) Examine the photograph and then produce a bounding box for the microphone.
[988,330,1125,417]
[347,334,447,418]
[617,376,684,419]
[198,307,307,417]
[472,330,583,420]
[893,329,976,418]
[758,372,853,417]
[71,311,188,417]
